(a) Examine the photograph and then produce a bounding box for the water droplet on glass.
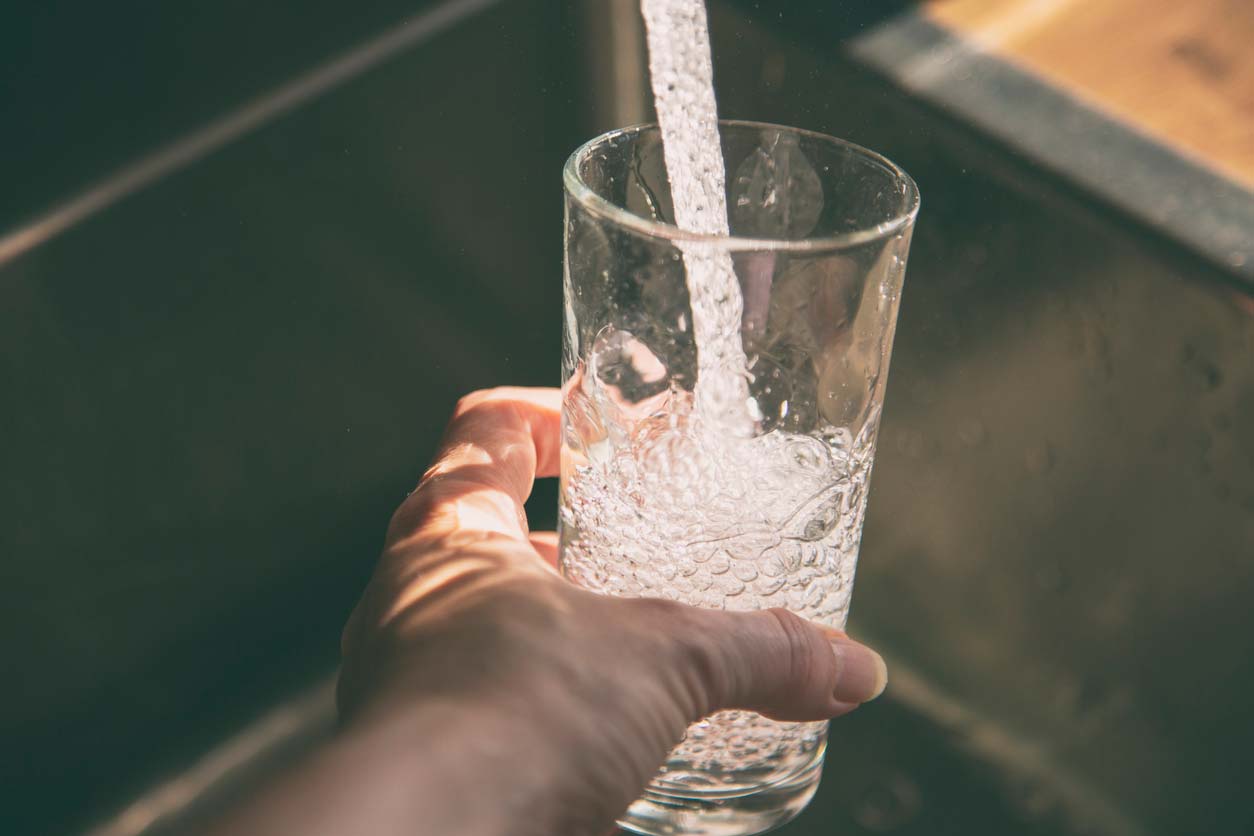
[729,131,822,238]
[801,498,841,541]
[747,353,792,432]
[756,576,785,595]
[590,326,669,407]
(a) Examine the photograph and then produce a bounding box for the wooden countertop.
[924,0,1254,189]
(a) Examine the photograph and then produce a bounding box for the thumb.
[659,604,888,722]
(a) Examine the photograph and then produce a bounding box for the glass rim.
[563,119,920,253]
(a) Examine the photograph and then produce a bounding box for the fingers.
[387,387,561,547]
[528,531,560,569]
[654,603,887,722]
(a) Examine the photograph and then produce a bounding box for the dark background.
[3,2,1252,835]
[2,2,579,831]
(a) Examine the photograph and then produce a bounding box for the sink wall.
[3,2,1251,835]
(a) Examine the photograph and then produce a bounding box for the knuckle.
[455,387,513,416]
[628,597,692,652]
[629,598,725,712]
[765,607,820,687]
[454,388,493,415]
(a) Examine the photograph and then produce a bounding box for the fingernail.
[830,637,888,704]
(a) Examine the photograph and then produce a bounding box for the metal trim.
[847,11,1254,284]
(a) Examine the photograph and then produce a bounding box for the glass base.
[617,743,826,836]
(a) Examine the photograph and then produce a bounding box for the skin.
[200,387,887,836]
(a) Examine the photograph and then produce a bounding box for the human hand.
[337,387,887,836]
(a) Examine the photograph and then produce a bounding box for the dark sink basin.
[3,2,1250,835]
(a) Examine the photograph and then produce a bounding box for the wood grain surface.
[925,0,1254,188]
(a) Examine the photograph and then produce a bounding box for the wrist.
[341,698,520,835]
[340,692,590,836]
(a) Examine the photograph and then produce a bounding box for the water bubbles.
[563,373,869,791]
[659,708,825,780]
[801,499,841,541]
[756,576,785,595]
[785,435,830,473]
[803,583,825,609]
[563,383,607,457]
[639,426,702,487]
[778,546,803,574]
[590,326,669,406]
[589,1,894,801]
[818,353,874,427]
[747,353,791,432]
[730,130,823,239]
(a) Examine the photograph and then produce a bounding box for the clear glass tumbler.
[559,120,919,836]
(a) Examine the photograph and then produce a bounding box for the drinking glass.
[559,120,919,836]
